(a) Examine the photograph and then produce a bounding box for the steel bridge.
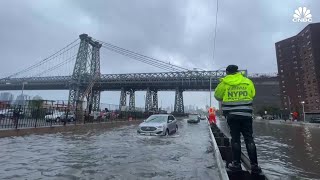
[0,34,279,113]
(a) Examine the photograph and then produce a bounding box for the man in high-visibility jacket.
[214,65,262,173]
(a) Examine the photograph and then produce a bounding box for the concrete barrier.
[207,120,229,180]
[0,120,143,138]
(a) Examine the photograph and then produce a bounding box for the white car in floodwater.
[137,114,178,136]
[45,111,64,122]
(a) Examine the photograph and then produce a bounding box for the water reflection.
[218,119,320,179]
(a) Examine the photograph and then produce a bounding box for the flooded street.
[0,119,220,180]
[218,119,320,179]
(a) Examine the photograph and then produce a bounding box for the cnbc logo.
[292,7,312,22]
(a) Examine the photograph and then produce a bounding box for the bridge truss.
[0,33,279,114]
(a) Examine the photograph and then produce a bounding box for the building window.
[293,61,298,64]
[307,35,310,39]
[280,69,283,73]
[282,80,285,83]
[292,45,295,48]
[278,44,281,48]
[295,72,299,76]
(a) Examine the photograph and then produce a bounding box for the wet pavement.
[0,119,220,180]
[217,119,320,180]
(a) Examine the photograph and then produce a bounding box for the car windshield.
[188,115,198,119]
[145,116,167,123]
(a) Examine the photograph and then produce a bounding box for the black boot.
[251,164,262,174]
[228,161,242,172]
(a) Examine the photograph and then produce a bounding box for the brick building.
[275,23,320,113]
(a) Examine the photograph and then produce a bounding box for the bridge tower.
[129,89,135,111]
[68,34,102,111]
[174,88,184,114]
[119,88,127,111]
[145,88,158,112]
[145,88,152,112]
[152,90,158,111]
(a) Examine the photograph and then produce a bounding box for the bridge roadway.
[0,71,278,91]
[0,118,222,179]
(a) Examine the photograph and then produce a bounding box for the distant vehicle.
[60,112,76,122]
[255,116,263,120]
[0,109,24,119]
[263,115,275,120]
[0,109,9,119]
[45,111,64,122]
[137,114,178,136]
[187,114,200,123]
[200,115,207,120]
[310,117,320,123]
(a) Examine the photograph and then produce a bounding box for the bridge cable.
[99,41,184,71]
[96,40,189,71]
[100,45,180,72]
[1,39,79,79]
[32,54,78,77]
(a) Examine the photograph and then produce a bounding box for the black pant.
[227,114,258,165]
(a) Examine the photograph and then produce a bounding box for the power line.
[212,0,219,66]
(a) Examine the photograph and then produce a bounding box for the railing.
[0,102,147,130]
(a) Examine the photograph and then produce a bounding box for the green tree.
[29,96,46,119]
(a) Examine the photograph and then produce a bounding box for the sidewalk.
[254,119,320,128]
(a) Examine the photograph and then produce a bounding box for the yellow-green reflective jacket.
[214,73,255,117]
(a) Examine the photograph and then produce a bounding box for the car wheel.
[70,117,74,122]
[175,125,178,132]
[56,117,60,122]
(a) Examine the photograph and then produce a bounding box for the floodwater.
[0,119,220,180]
[218,119,320,180]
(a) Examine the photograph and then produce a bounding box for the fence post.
[15,106,21,129]
[34,105,39,128]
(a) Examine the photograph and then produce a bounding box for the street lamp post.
[301,101,305,122]
[193,67,225,108]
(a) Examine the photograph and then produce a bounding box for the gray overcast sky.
[0,0,319,109]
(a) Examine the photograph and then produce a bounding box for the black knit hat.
[226,65,238,74]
